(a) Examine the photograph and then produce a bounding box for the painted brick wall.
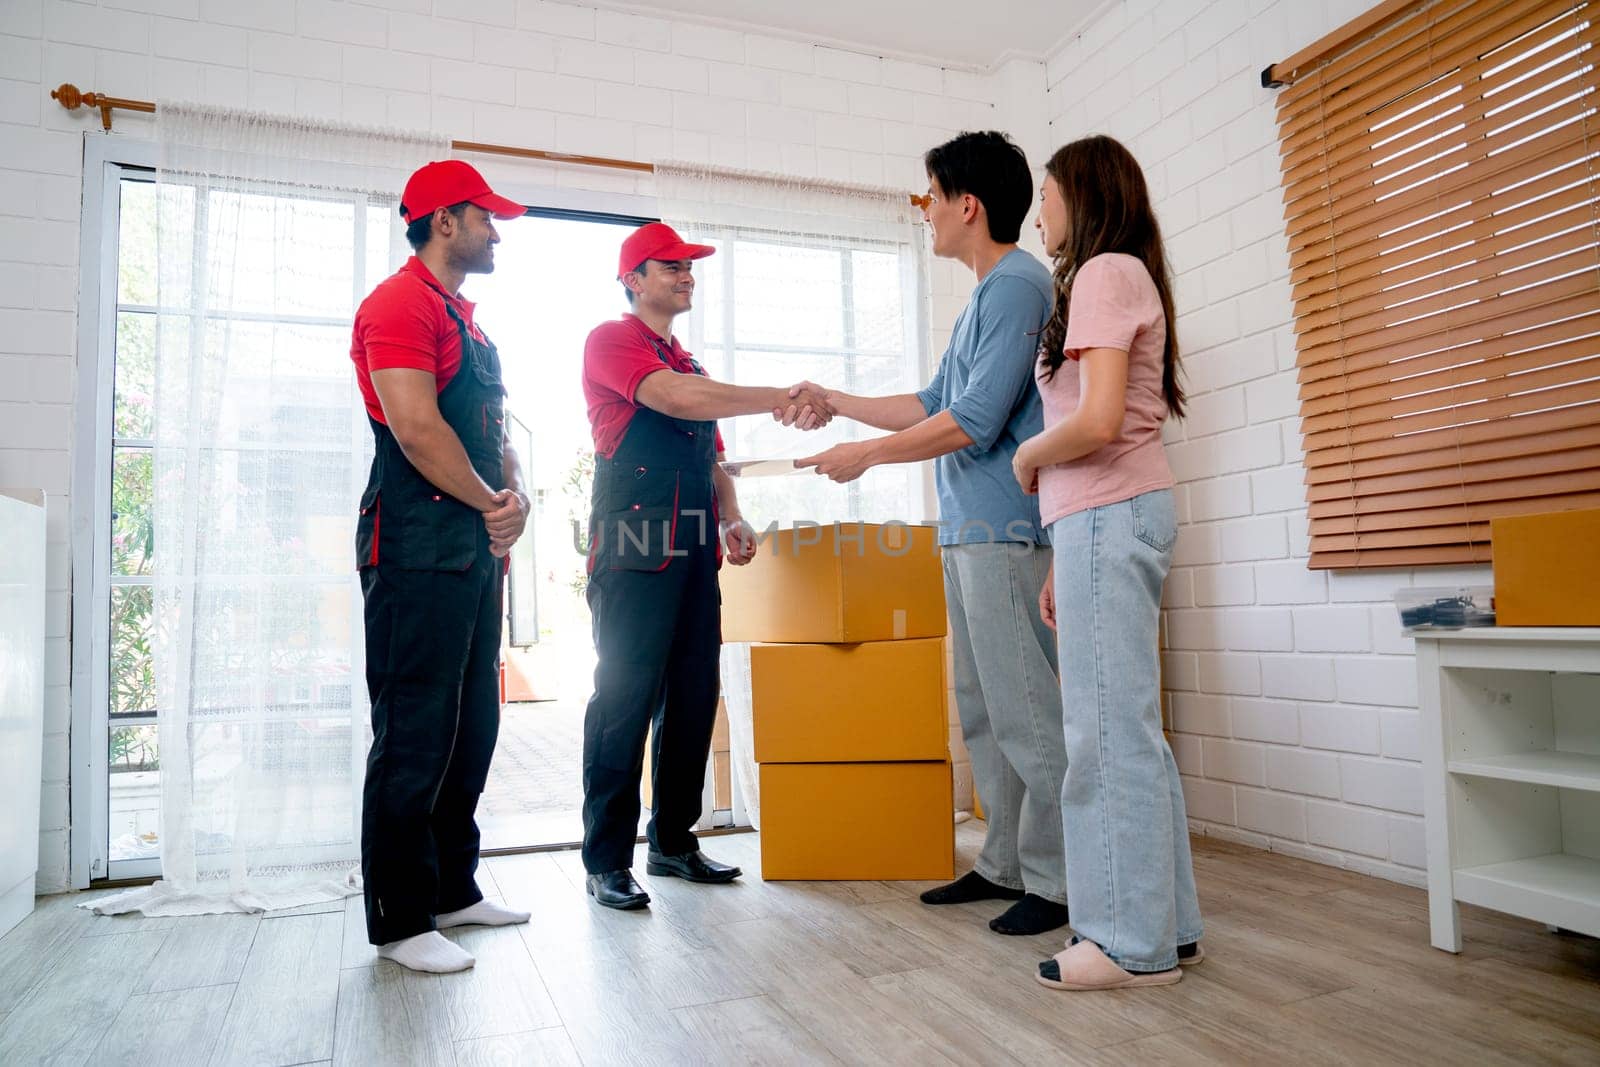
[1042,0,1488,887]
[0,0,1001,893]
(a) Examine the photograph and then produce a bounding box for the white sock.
[377,931,475,973]
[436,899,531,929]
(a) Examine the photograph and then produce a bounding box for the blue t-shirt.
[915,249,1052,546]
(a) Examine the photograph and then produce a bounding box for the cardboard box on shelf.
[729,639,947,763]
[1492,507,1600,626]
[720,521,946,643]
[758,760,954,880]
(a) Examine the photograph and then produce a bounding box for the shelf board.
[1414,626,1600,643]
[1448,751,1600,792]
[1454,853,1600,938]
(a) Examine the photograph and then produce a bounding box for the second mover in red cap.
[400,160,524,223]
[616,222,715,278]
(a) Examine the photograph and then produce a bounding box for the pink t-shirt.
[1035,253,1174,526]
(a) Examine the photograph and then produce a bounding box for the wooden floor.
[2,824,1598,1065]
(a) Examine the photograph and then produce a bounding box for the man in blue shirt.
[795,131,1068,936]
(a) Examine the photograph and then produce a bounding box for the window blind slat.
[1291,192,1598,308]
[1300,377,1600,457]
[1279,14,1597,191]
[1305,442,1600,501]
[1282,59,1600,220]
[1284,123,1592,278]
[1276,0,1564,140]
[1299,335,1600,420]
[1305,408,1600,482]
[1291,225,1598,339]
[1294,272,1597,370]
[1297,292,1598,384]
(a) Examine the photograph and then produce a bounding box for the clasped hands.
[771,381,834,431]
[484,488,529,558]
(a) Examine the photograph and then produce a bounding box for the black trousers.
[359,554,502,945]
[581,543,721,873]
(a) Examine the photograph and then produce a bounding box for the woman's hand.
[1012,440,1041,495]
[1039,563,1056,631]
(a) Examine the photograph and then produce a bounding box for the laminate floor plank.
[208,912,343,1066]
[137,913,261,993]
[87,984,237,1067]
[453,1026,581,1067]
[0,929,168,1065]
[331,961,456,1067]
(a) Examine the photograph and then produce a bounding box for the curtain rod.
[50,83,933,210]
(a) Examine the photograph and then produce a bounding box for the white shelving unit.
[1415,627,1600,952]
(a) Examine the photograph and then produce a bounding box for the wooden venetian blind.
[1272,0,1600,569]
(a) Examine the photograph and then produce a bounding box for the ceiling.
[585,0,1104,70]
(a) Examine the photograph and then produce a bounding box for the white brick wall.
[1,0,999,892]
[1045,0,1481,888]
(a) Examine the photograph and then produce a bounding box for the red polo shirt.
[350,257,487,424]
[582,314,726,458]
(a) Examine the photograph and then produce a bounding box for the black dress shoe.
[645,849,742,884]
[586,870,650,909]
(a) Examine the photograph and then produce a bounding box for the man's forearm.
[393,420,500,511]
[830,391,928,432]
[712,460,741,520]
[861,410,974,466]
[502,444,527,502]
[659,377,794,421]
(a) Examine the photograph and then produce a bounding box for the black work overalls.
[580,326,722,874]
[354,291,507,946]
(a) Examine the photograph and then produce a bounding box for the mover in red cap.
[576,222,829,910]
[348,159,531,973]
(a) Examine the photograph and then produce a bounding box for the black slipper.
[989,893,1069,935]
[919,870,1026,905]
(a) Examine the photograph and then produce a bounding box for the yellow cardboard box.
[1492,508,1600,626]
[759,761,954,880]
[720,522,946,643]
[739,639,947,763]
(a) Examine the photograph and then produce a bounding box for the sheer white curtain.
[90,105,448,915]
[654,162,931,827]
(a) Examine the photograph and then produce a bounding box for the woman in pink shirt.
[1012,135,1203,990]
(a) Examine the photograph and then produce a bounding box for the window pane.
[730,240,844,349]
[851,249,906,353]
[112,448,154,577]
[110,585,155,717]
[109,725,160,862]
[200,319,356,449]
[693,237,726,345]
[366,204,395,294]
[117,179,158,307]
[204,190,356,318]
[114,311,155,439]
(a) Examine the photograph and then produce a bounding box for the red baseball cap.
[618,222,715,278]
[399,160,524,223]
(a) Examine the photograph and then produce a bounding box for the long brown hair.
[1038,135,1184,419]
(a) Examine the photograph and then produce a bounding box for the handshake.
[770,380,835,431]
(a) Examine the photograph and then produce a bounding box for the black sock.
[919,870,1026,905]
[989,893,1070,935]
[1178,941,1200,960]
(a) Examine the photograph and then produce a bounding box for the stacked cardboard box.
[720,522,954,880]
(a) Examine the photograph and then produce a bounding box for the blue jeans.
[943,542,1068,904]
[1051,489,1202,971]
